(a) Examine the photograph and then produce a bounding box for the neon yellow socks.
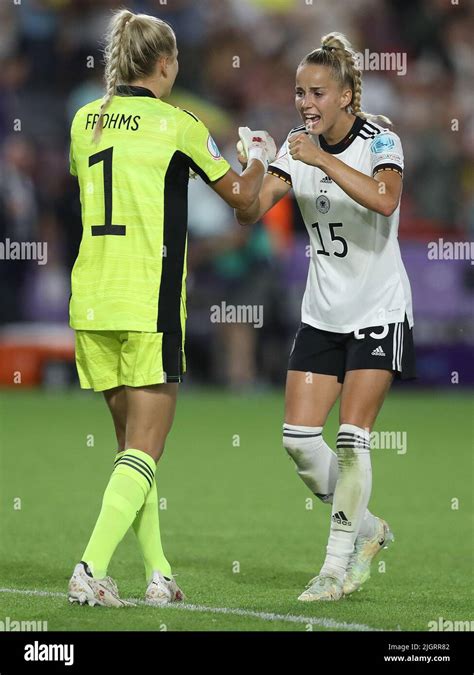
[82,449,155,579]
[117,449,172,582]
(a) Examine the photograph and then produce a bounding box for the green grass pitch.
[0,388,472,631]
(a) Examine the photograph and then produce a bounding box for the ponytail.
[301,32,392,128]
[92,9,176,144]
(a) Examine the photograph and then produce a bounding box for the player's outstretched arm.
[210,161,265,211]
[232,127,291,225]
[234,172,292,226]
[210,128,277,211]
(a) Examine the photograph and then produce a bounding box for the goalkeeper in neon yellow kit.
[67,8,276,607]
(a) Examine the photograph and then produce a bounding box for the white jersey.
[268,116,413,333]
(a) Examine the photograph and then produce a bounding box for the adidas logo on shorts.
[371,345,386,356]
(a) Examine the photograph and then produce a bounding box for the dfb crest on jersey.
[316,194,330,214]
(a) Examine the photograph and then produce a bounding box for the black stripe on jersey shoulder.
[182,109,200,122]
[361,122,380,133]
[267,165,292,186]
[359,129,378,139]
[372,163,403,177]
[359,122,381,139]
[288,124,306,137]
[361,120,381,134]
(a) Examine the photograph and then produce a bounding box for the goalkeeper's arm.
[210,129,277,211]
[233,126,291,225]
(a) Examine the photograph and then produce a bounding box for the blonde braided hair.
[92,9,176,144]
[301,32,392,128]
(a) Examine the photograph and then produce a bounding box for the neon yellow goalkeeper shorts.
[74,330,185,392]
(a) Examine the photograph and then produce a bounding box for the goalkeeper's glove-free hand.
[237,127,277,171]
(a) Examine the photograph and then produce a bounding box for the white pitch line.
[0,587,385,631]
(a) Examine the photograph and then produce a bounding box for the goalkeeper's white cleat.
[68,562,133,608]
[298,574,343,602]
[343,518,394,596]
[145,570,184,606]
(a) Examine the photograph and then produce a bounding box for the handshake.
[236,127,277,171]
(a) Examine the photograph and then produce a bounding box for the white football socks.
[320,424,373,581]
[283,424,337,502]
[283,423,377,538]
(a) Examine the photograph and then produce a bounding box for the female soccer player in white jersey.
[67,9,276,607]
[236,32,415,601]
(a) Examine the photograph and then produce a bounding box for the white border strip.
[0,587,385,632]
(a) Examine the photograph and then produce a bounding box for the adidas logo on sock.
[321,175,333,183]
[332,510,352,526]
[371,345,386,356]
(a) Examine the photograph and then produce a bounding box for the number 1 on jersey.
[89,147,126,236]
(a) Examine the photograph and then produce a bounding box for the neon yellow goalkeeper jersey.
[69,85,230,332]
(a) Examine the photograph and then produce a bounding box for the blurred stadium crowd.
[0,0,472,388]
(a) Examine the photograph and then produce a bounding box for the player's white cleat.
[68,562,133,608]
[145,570,185,606]
[343,518,394,596]
[298,574,343,602]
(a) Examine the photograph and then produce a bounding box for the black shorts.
[288,316,416,384]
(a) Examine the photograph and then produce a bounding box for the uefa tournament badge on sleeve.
[207,134,222,160]
[371,133,395,154]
